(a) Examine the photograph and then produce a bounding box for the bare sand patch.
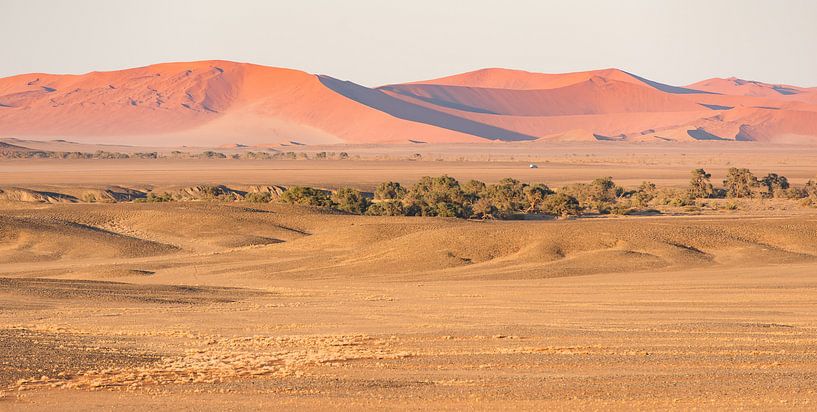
[3,169,817,409]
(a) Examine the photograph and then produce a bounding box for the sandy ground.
[2,142,817,190]
[3,144,817,410]
[2,199,817,410]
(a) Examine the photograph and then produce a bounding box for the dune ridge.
[1,61,817,145]
[3,201,817,282]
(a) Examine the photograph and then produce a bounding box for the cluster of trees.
[0,147,354,161]
[132,169,817,219]
[272,169,817,219]
[687,168,817,200]
[275,176,600,219]
[167,151,352,160]
[0,149,158,160]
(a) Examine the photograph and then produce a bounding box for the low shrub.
[540,193,581,217]
[332,187,370,214]
[279,186,333,207]
[244,192,273,203]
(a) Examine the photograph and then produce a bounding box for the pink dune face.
[1,60,817,145]
[0,61,480,146]
[686,77,814,100]
[402,68,651,90]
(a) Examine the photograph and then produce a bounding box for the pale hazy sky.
[1,0,816,87]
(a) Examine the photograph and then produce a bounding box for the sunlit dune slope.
[3,202,817,282]
[2,61,817,144]
[0,61,479,145]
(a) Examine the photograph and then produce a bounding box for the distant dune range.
[1,60,817,145]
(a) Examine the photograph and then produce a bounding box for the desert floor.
[2,202,817,410]
[3,141,817,190]
[3,144,817,410]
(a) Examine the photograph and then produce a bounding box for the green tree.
[560,177,619,214]
[688,169,715,198]
[522,184,554,213]
[761,173,789,198]
[279,186,334,207]
[723,168,759,198]
[470,197,498,219]
[404,175,469,218]
[805,178,817,198]
[540,193,581,217]
[374,181,406,201]
[331,187,370,214]
[589,177,617,203]
[485,178,527,216]
[244,192,272,203]
[461,179,487,202]
[633,181,657,206]
[365,201,404,216]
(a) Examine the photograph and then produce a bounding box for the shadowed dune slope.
[403,67,707,94]
[317,76,537,141]
[388,69,817,142]
[380,77,703,116]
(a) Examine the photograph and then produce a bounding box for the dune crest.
[1,61,817,145]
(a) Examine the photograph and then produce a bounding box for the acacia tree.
[558,176,619,214]
[688,169,715,199]
[374,181,406,201]
[365,201,404,216]
[404,175,469,218]
[805,178,817,198]
[633,181,657,206]
[470,197,498,219]
[485,178,527,217]
[723,168,759,198]
[280,186,334,207]
[522,184,554,213]
[331,187,370,214]
[589,177,617,203]
[540,193,581,217]
[461,179,487,203]
[761,173,789,198]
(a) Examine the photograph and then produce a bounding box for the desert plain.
[1,142,817,410]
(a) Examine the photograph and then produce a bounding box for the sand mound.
[314,217,817,280]
[77,187,145,203]
[0,187,77,203]
[246,185,286,198]
[0,214,178,264]
[4,202,817,280]
[8,203,310,255]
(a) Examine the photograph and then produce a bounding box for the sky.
[1,0,816,87]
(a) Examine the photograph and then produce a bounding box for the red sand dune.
[0,61,479,145]
[686,77,816,101]
[380,77,703,117]
[1,60,816,145]
[405,67,702,94]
